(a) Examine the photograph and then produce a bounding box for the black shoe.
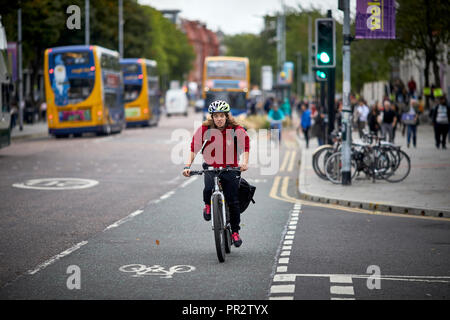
[231,232,242,247]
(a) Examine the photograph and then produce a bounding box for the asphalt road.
[0,108,449,302]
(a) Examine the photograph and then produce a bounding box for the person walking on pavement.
[267,101,285,141]
[407,77,417,98]
[381,100,397,142]
[429,95,450,149]
[356,99,370,138]
[367,104,380,136]
[402,98,420,148]
[392,103,401,142]
[312,108,326,146]
[300,104,312,148]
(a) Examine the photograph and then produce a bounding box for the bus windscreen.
[48,51,95,106]
[206,60,246,79]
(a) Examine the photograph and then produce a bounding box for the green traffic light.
[318,52,330,64]
[316,70,327,79]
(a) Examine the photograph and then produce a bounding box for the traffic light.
[313,67,328,81]
[315,18,335,68]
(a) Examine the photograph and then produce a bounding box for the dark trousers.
[302,128,310,148]
[203,163,241,233]
[407,125,417,146]
[434,123,449,148]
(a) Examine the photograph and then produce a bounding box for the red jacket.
[190,125,250,168]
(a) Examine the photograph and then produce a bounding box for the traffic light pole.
[326,10,335,145]
[327,66,335,144]
[341,0,352,185]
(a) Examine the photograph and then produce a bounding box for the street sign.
[261,65,273,91]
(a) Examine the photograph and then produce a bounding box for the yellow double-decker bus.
[44,45,125,138]
[120,58,160,127]
[202,56,250,116]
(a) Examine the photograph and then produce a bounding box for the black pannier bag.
[238,177,256,213]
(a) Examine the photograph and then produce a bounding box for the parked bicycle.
[323,132,411,184]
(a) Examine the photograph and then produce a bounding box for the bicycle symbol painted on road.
[119,264,196,279]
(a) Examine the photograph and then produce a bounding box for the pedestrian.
[429,95,450,149]
[263,97,273,114]
[300,104,312,148]
[392,103,401,141]
[40,100,47,123]
[381,100,397,142]
[407,77,417,98]
[367,104,380,136]
[335,100,343,132]
[402,99,420,148]
[356,99,369,138]
[267,102,285,141]
[312,109,325,146]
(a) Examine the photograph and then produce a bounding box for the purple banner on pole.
[7,42,17,82]
[355,0,396,39]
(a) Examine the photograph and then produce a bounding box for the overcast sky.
[139,0,357,35]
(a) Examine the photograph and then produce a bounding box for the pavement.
[295,122,450,219]
[10,122,49,141]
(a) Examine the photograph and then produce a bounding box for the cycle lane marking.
[268,203,301,300]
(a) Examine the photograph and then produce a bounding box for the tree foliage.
[387,0,450,88]
[0,0,195,102]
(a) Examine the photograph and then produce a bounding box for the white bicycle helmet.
[208,100,230,114]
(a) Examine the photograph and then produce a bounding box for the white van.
[165,89,188,117]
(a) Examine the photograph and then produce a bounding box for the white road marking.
[277,266,288,273]
[160,191,175,200]
[269,296,294,300]
[330,286,355,295]
[278,258,290,264]
[27,241,88,275]
[104,210,144,231]
[180,175,198,188]
[270,284,295,294]
[330,275,353,284]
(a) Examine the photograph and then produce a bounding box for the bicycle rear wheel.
[212,194,226,262]
[385,149,411,182]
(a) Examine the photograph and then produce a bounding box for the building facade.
[180,19,220,86]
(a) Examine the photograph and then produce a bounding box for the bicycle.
[189,166,241,263]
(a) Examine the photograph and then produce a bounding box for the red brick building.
[181,19,220,85]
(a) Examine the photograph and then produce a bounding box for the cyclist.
[182,100,250,247]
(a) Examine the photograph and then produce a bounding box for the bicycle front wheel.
[212,194,226,262]
[384,149,411,183]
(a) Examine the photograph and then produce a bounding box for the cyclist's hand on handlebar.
[239,163,248,172]
[182,168,191,177]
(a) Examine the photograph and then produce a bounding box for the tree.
[0,0,195,105]
[390,0,450,92]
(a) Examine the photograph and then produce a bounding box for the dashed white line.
[330,286,355,296]
[27,241,88,275]
[269,203,301,300]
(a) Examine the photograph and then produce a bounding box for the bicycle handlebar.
[189,167,241,176]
